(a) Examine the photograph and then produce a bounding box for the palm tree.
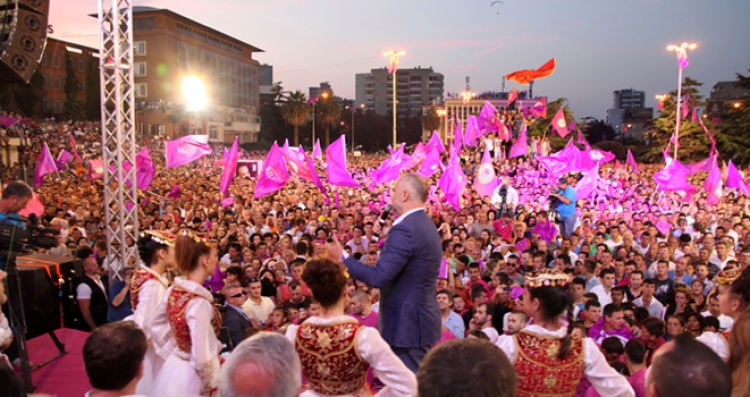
[318,94,341,147]
[281,90,309,146]
[421,107,442,139]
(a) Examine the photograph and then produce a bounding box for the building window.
[77,80,84,92]
[54,101,62,113]
[77,59,84,72]
[134,62,146,77]
[53,55,60,68]
[134,41,146,56]
[53,77,60,90]
[42,99,49,112]
[134,17,155,30]
[41,75,47,89]
[134,83,147,98]
[41,54,48,66]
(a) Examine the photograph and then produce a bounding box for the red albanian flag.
[505,58,556,85]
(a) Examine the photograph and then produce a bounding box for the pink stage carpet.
[25,328,91,396]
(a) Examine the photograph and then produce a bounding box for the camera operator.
[549,177,577,238]
[491,177,519,219]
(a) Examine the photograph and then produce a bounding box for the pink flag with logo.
[220,138,239,198]
[254,142,290,198]
[531,97,547,118]
[478,101,498,132]
[165,135,213,168]
[474,146,498,199]
[655,219,672,236]
[703,161,723,205]
[626,149,639,175]
[438,148,467,211]
[326,135,360,188]
[88,158,104,180]
[282,144,314,182]
[508,124,528,158]
[34,143,58,187]
[575,165,599,200]
[69,133,83,163]
[370,144,407,185]
[313,139,322,159]
[427,131,445,153]
[551,108,569,137]
[55,149,74,170]
[453,119,463,152]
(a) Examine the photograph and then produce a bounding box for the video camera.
[0,213,60,254]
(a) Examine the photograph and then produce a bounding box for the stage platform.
[25,328,91,396]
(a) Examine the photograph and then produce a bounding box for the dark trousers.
[392,345,432,373]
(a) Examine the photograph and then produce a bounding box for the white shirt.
[701,311,734,332]
[482,326,499,343]
[589,284,613,307]
[633,296,664,318]
[696,331,728,362]
[491,185,519,208]
[392,208,424,227]
[241,296,275,323]
[76,274,108,300]
[495,324,635,396]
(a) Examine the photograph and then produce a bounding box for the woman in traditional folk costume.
[698,267,749,361]
[285,257,416,397]
[494,269,634,397]
[125,230,176,395]
[150,230,222,397]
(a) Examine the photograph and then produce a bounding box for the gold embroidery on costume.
[513,330,585,397]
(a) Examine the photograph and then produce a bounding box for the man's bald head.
[396,173,428,204]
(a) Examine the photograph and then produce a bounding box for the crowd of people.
[0,111,748,397]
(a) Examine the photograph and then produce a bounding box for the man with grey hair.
[491,177,518,218]
[327,172,442,372]
[219,332,301,397]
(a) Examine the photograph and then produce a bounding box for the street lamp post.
[348,104,364,152]
[311,92,329,147]
[667,42,697,161]
[385,50,405,149]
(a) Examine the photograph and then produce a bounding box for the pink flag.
[438,148,467,211]
[515,238,530,252]
[655,219,672,237]
[220,138,239,198]
[551,108,569,137]
[303,149,327,199]
[167,185,180,199]
[474,145,498,199]
[463,116,481,147]
[726,160,745,190]
[427,131,445,154]
[326,135,360,188]
[676,48,689,70]
[615,159,622,169]
[313,139,322,159]
[508,124,528,158]
[626,149,639,175]
[370,144,407,185]
[165,135,213,168]
[531,97,547,118]
[55,149,74,170]
[495,119,510,141]
[691,107,698,122]
[88,158,104,179]
[654,152,697,193]
[575,165,599,200]
[478,102,498,133]
[682,96,690,119]
[282,144,314,182]
[507,89,518,107]
[221,196,235,208]
[254,142,290,198]
[69,133,83,163]
[135,148,156,190]
[453,119,463,152]
[34,143,58,187]
[418,144,442,179]
[697,117,717,153]
[439,258,448,279]
[0,116,19,128]
[703,161,723,205]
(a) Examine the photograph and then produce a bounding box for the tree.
[421,107,441,137]
[10,70,44,117]
[643,77,711,163]
[167,104,189,136]
[271,81,284,105]
[84,57,101,120]
[527,98,576,151]
[64,53,84,120]
[584,120,616,144]
[280,90,309,146]
[317,94,341,147]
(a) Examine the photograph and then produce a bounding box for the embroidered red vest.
[130,269,159,311]
[513,330,585,397]
[295,321,369,396]
[167,286,221,353]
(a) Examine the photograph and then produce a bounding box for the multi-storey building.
[129,6,263,143]
[355,67,443,118]
[606,89,652,140]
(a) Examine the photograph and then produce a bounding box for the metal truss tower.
[98,0,139,277]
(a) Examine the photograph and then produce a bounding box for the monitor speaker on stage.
[0,0,50,84]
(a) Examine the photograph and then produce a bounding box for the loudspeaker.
[5,265,60,339]
[15,254,82,331]
[0,0,49,83]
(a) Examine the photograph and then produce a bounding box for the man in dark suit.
[327,173,442,372]
[223,286,252,348]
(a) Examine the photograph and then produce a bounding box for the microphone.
[379,204,392,226]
